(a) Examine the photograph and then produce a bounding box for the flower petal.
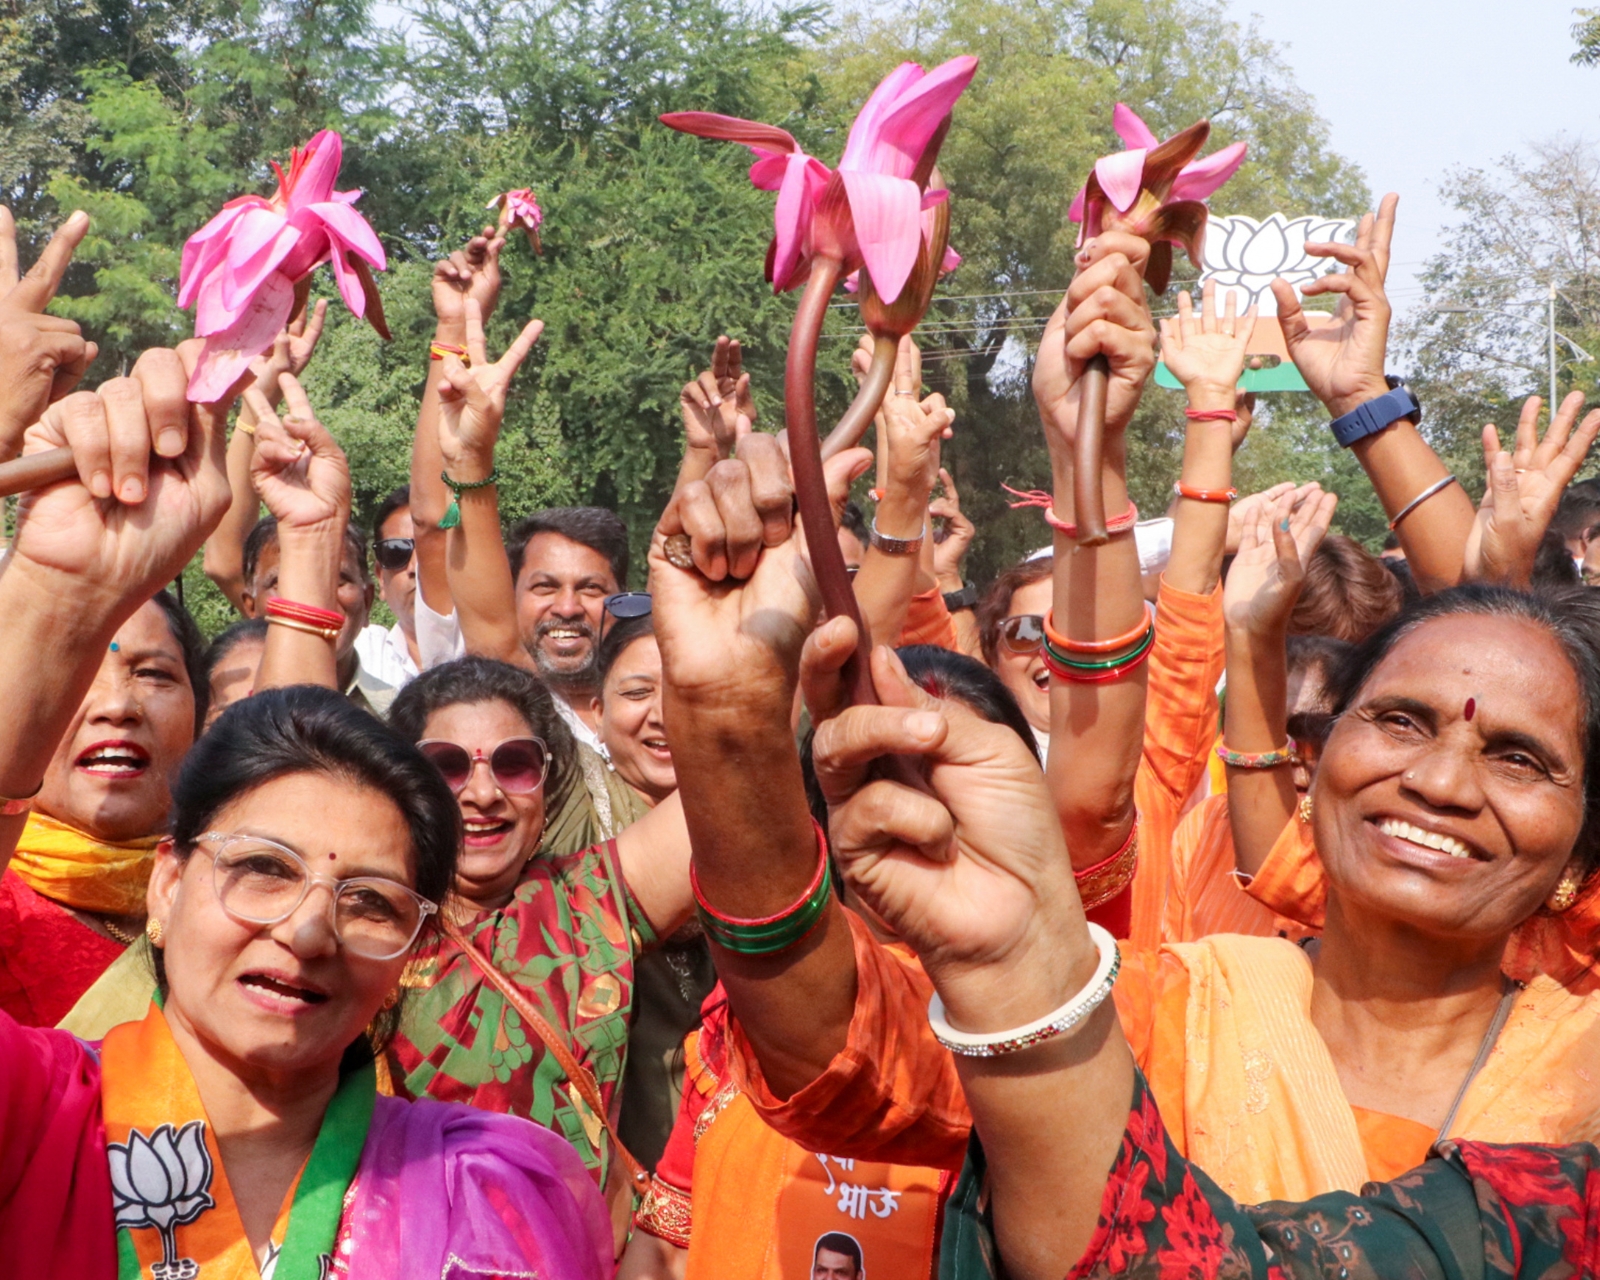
[659,112,799,158]
[1111,103,1160,150]
[839,62,927,171]
[287,130,343,208]
[1094,150,1147,213]
[840,170,924,305]
[1171,140,1248,202]
[857,56,978,179]
[306,200,386,268]
[127,1130,171,1204]
[187,271,296,402]
[770,151,821,295]
[1067,184,1087,224]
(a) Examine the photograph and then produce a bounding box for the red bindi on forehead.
[328,852,337,861]
[1464,697,1476,722]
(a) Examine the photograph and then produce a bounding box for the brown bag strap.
[444,918,651,1191]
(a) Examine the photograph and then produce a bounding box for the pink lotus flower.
[178,130,387,401]
[661,55,977,303]
[488,188,544,252]
[1068,104,1246,293]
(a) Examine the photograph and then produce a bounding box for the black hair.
[202,618,268,687]
[839,501,868,545]
[597,615,656,688]
[1284,634,1352,750]
[372,484,411,547]
[1533,528,1582,589]
[506,506,629,588]
[1552,476,1600,545]
[814,1233,862,1270]
[388,656,576,808]
[165,685,461,1052]
[1325,584,1600,880]
[243,516,371,587]
[149,589,209,735]
[801,645,1039,836]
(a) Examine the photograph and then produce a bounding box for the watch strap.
[1328,387,1420,448]
[942,582,979,612]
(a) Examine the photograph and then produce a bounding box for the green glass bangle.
[694,858,834,956]
[1043,622,1155,672]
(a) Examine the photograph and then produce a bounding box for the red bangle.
[1075,817,1139,909]
[1184,408,1238,422]
[1045,501,1138,539]
[692,819,829,928]
[1042,639,1155,683]
[1043,604,1153,655]
[1173,480,1238,504]
[266,597,345,630]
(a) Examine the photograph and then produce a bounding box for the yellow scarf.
[10,811,160,915]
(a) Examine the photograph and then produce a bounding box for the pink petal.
[770,152,822,295]
[306,201,386,268]
[193,271,242,336]
[220,210,300,313]
[840,170,924,304]
[1067,184,1087,224]
[839,62,927,171]
[327,246,366,315]
[941,244,961,274]
[1171,141,1248,202]
[659,112,800,157]
[187,271,296,401]
[178,204,256,307]
[1111,103,1159,150]
[277,227,330,282]
[749,154,790,190]
[1094,150,1147,213]
[288,130,343,208]
[867,55,978,179]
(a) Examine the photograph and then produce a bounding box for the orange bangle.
[1043,603,1154,655]
[1173,480,1238,504]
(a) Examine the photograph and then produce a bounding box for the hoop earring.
[1549,873,1582,913]
[146,917,165,947]
[1298,795,1314,825]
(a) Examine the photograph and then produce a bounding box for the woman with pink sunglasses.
[385,656,692,1253]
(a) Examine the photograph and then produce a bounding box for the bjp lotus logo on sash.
[108,1120,216,1279]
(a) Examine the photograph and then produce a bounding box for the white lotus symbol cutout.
[108,1120,215,1279]
[1201,213,1357,315]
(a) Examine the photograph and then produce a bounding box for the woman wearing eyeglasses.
[384,654,692,1251]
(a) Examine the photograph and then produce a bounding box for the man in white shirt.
[505,507,629,753]
[355,485,464,689]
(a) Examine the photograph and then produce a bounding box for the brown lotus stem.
[820,332,897,461]
[0,446,75,498]
[1073,354,1110,545]
[787,257,877,710]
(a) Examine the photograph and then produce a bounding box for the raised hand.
[10,344,232,600]
[0,208,97,460]
[1271,193,1398,417]
[1158,280,1257,404]
[247,298,329,404]
[929,467,974,588]
[878,354,955,519]
[1465,391,1600,588]
[680,335,757,471]
[1225,481,1298,556]
[434,298,544,476]
[1222,487,1339,635]
[431,226,507,332]
[246,374,350,536]
[1032,231,1157,458]
[812,646,1084,1009]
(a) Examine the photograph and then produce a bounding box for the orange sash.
[101,1003,304,1279]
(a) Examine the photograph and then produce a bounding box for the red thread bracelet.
[266,597,344,630]
[691,818,829,927]
[1047,501,1138,539]
[1173,480,1238,504]
[1184,408,1238,422]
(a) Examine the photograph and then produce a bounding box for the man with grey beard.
[506,506,629,752]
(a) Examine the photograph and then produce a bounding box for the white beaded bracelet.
[928,923,1121,1058]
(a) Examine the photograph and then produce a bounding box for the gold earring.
[145,917,164,946]
[381,988,400,1011]
[1298,795,1314,825]
[1549,874,1581,913]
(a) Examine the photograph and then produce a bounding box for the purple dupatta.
[343,1093,611,1280]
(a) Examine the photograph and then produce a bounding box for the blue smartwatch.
[1328,377,1421,448]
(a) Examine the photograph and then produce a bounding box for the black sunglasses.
[604,592,653,619]
[374,538,415,571]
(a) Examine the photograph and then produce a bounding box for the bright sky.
[1223,0,1600,322]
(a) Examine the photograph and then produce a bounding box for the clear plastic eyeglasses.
[195,832,438,960]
